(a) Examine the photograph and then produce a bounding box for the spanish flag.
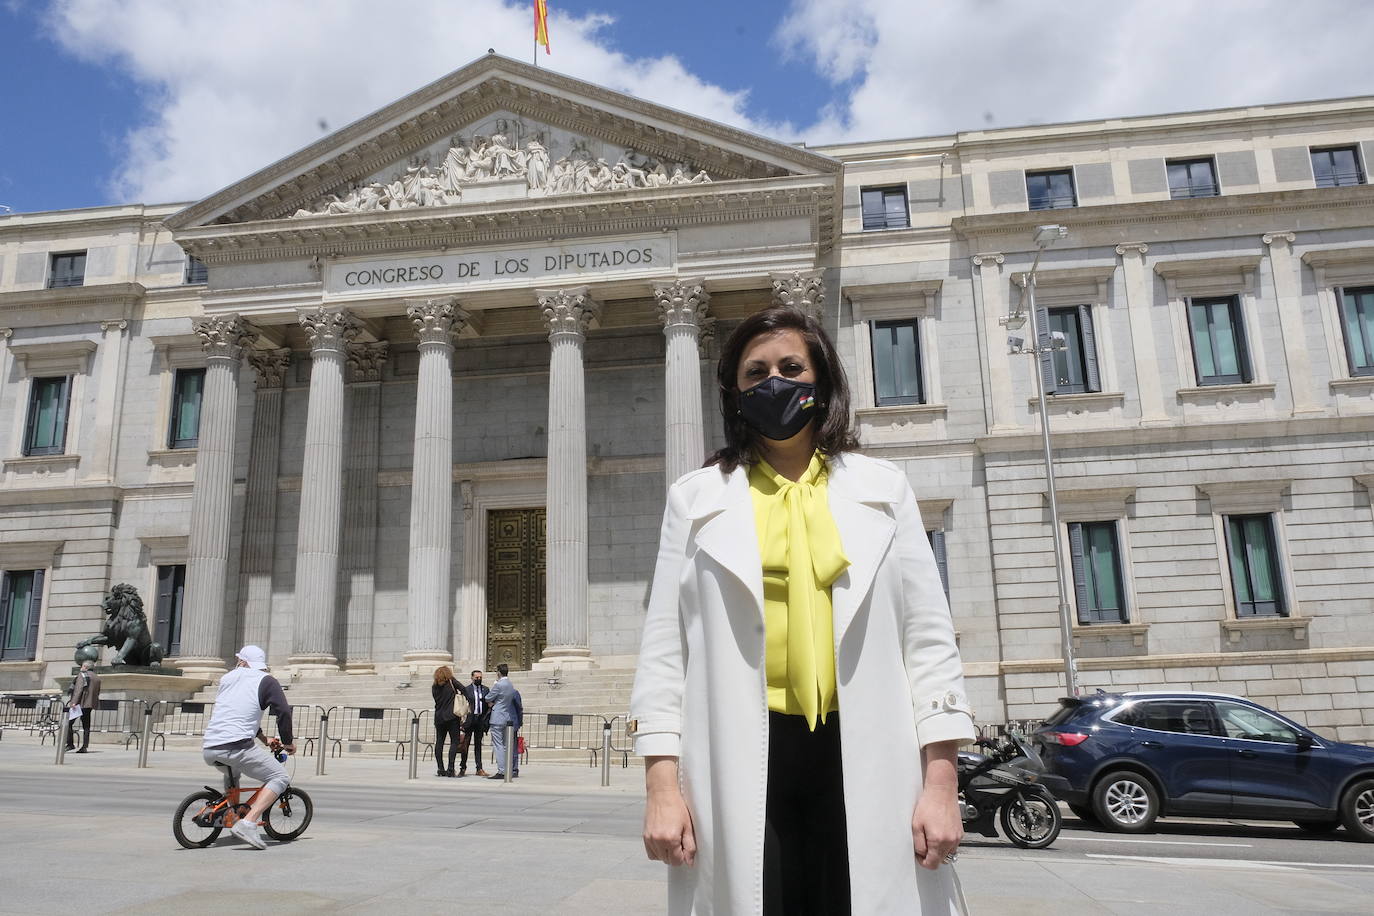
[535,0,551,54]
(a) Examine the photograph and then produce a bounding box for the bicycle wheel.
[173,790,224,849]
[262,786,313,841]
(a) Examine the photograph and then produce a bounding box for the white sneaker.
[230,817,268,849]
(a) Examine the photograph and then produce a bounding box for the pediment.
[166,54,839,231]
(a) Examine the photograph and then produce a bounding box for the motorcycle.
[957,733,1062,849]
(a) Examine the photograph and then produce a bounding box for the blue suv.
[1031,691,1374,841]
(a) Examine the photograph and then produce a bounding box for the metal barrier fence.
[323,705,425,759]
[520,712,616,766]
[0,694,62,742]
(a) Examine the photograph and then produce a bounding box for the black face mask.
[738,376,819,441]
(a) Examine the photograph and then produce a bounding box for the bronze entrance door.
[485,507,547,670]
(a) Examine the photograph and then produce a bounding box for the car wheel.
[1068,803,1099,826]
[1292,818,1340,834]
[1092,770,1160,833]
[1338,778,1374,843]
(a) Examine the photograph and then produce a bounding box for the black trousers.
[763,710,850,916]
[461,722,487,771]
[66,709,92,750]
[434,718,463,771]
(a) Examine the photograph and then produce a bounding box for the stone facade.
[1,57,1371,740]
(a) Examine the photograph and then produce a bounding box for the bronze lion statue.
[75,583,165,668]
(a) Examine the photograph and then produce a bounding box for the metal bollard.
[316,708,329,776]
[503,723,514,783]
[55,708,71,766]
[408,714,420,780]
[601,720,612,787]
[137,701,155,768]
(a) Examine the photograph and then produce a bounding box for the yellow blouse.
[749,452,850,729]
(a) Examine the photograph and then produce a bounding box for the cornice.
[173,176,837,263]
[167,55,840,230]
[0,282,147,311]
[952,185,1374,242]
[974,412,1374,455]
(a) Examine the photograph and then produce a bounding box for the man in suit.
[66,660,101,753]
[487,663,524,779]
[459,669,491,777]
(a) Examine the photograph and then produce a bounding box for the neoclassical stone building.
[2,56,1372,738]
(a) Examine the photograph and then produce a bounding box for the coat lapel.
[688,466,764,616]
[827,457,898,639]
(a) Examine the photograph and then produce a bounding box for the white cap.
[235,645,268,670]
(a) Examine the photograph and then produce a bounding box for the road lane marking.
[1085,853,1374,871]
[1060,836,1253,848]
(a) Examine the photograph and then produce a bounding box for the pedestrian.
[486,663,522,779]
[630,305,975,915]
[432,665,468,777]
[65,660,101,753]
[459,669,491,777]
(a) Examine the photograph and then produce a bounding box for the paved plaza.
[2,736,1373,915]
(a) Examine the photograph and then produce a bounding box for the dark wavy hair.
[706,306,860,473]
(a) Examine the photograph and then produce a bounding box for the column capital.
[193,313,255,362]
[537,286,601,340]
[346,341,390,383]
[1115,243,1150,257]
[770,269,825,319]
[971,252,1005,268]
[0,328,12,339]
[247,348,292,388]
[298,305,360,354]
[654,278,711,328]
[99,319,128,333]
[1262,231,1297,247]
[406,296,473,346]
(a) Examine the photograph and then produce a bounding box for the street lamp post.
[1000,224,1081,697]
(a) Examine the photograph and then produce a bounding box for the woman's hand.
[643,756,696,866]
[912,739,963,870]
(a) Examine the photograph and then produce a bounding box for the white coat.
[630,451,976,915]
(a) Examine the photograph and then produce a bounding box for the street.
[1,739,1371,914]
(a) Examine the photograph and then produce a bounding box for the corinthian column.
[180,314,255,677]
[239,348,291,653]
[771,269,826,321]
[404,297,468,666]
[342,341,389,673]
[288,306,359,671]
[655,278,712,486]
[536,286,600,668]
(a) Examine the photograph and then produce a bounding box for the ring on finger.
[943,851,959,864]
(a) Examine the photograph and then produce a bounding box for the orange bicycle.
[172,740,313,849]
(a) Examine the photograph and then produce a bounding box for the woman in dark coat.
[432,666,466,777]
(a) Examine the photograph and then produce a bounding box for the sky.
[2,0,1374,215]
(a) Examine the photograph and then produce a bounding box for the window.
[927,530,949,599]
[1339,286,1374,377]
[860,185,910,230]
[870,319,924,405]
[0,570,44,661]
[23,376,72,456]
[1187,296,1251,385]
[1026,169,1076,210]
[1037,306,1100,394]
[1167,157,1219,199]
[1115,700,1219,736]
[48,251,86,289]
[1311,146,1364,188]
[154,564,186,656]
[185,256,208,285]
[168,368,205,449]
[1225,514,1285,617]
[1215,701,1300,744]
[1069,521,1127,624]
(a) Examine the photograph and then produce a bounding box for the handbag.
[451,681,471,719]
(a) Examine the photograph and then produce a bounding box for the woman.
[630,306,975,915]
[432,666,467,777]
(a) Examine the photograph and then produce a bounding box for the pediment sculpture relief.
[292,127,712,218]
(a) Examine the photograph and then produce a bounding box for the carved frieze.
[290,116,712,219]
[298,306,361,353]
[247,348,292,388]
[537,286,601,340]
[193,314,255,362]
[346,342,391,382]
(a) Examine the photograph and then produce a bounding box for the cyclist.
[202,645,295,850]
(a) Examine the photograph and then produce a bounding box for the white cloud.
[44,0,792,204]
[778,0,1374,143]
